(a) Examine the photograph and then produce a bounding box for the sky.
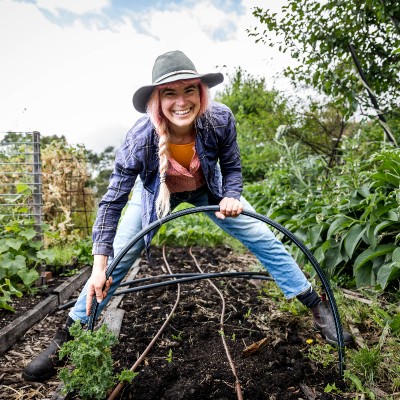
[0,0,292,153]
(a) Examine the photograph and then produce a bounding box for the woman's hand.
[86,254,113,315]
[215,197,244,219]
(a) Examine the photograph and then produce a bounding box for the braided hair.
[146,78,210,218]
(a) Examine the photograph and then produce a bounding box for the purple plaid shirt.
[92,101,242,256]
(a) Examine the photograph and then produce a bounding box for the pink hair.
[146,79,210,218]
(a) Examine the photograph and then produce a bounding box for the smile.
[174,108,191,115]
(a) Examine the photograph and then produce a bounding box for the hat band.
[154,69,197,84]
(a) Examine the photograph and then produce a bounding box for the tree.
[216,68,294,181]
[249,0,400,139]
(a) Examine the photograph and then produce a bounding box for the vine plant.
[0,184,55,311]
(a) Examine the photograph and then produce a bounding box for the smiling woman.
[22,49,353,384]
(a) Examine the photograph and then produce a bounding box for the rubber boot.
[22,317,76,382]
[311,300,353,346]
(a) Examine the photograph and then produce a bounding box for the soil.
[111,246,347,400]
[0,246,350,400]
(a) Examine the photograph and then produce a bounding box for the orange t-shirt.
[169,142,195,170]
[166,141,205,193]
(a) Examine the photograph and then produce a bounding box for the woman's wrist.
[93,254,108,271]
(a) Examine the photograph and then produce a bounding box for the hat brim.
[132,72,224,113]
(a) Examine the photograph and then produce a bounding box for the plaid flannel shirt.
[92,101,242,257]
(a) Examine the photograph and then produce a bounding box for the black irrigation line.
[88,205,346,378]
[58,272,273,310]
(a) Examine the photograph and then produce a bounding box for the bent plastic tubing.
[88,206,345,377]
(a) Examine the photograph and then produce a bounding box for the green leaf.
[3,254,26,276]
[18,268,39,286]
[308,225,324,247]
[392,247,400,262]
[19,228,37,240]
[377,262,400,289]
[326,216,352,239]
[353,244,396,272]
[5,238,24,251]
[0,239,9,253]
[344,224,366,259]
[355,263,375,288]
[37,249,56,263]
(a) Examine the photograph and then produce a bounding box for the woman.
[23,50,352,382]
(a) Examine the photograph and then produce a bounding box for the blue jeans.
[70,181,311,324]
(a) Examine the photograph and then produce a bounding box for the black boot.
[311,300,353,347]
[22,317,76,382]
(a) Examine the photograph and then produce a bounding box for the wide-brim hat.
[132,50,224,113]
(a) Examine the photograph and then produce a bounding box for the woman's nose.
[175,95,186,105]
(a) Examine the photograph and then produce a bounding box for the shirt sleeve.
[217,109,243,199]
[91,134,142,257]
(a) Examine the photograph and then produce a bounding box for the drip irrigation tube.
[58,272,273,310]
[88,206,346,377]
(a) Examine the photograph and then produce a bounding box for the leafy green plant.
[59,322,136,400]
[153,203,229,247]
[0,185,56,310]
[165,348,173,363]
[307,343,337,368]
[244,136,400,292]
[351,346,382,384]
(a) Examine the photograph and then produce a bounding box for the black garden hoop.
[88,206,346,377]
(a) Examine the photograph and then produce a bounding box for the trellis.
[0,131,43,238]
[0,132,95,239]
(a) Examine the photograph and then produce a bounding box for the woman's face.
[159,82,201,133]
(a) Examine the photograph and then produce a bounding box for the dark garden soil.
[111,246,348,400]
[0,246,352,399]
[0,274,68,329]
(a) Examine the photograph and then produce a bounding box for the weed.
[171,331,183,341]
[166,349,173,363]
[351,346,382,384]
[244,308,252,319]
[307,343,337,368]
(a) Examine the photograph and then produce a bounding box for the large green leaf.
[377,262,400,289]
[5,238,24,251]
[19,228,38,241]
[2,254,26,276]
[324,246,343,275]
[353,244,396,272]
[344,224,366,259]
[326,216,353,239]
[308,225,324,247]
[18,268,39,286]
[392,247,400,262]
[355,263,375,288]
[37,248,56,263]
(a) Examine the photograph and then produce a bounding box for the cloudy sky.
[0,0,291,153]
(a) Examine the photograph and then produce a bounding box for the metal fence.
[0,131,43,237]
[0,131,95,239]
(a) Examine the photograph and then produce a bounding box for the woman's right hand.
[86,255,113,316]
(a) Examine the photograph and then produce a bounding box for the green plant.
[307,343,337,368]
[244,138,400,291]
[244,308,252,319]
[0,184,56,310]
[351,346,382,384]
[165,348,173,363]
[171,331,183,341]
[153,203,229,247]
[324,383,342,394]
[59,322,136,399]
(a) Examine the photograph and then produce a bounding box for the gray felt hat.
[132,50,224,113]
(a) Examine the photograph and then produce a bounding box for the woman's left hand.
[215,197,244,219]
